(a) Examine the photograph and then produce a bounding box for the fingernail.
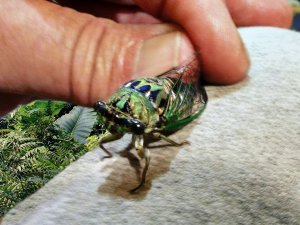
[133,31,194,77]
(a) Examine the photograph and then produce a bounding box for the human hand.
[0,0,292,116]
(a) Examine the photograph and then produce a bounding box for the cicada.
[94,58,208,192]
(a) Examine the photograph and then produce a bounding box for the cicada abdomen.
[94,56,207,192]
[156,58,207,131]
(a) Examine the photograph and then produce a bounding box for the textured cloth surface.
[3,27,300,225]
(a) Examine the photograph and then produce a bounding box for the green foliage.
[56,106,97,144]
[86,135,101,151]
[0,101,94,216]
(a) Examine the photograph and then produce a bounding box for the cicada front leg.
[130,135,151,193]
[99,131,123,159]
[153,132,189,146]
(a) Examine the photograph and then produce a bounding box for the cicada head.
[94,101,145,135]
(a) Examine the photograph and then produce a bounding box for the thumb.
[0,0,194,106]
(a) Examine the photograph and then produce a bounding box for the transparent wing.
[157,56,208,123]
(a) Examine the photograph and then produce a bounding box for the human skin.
[0,0,292,116]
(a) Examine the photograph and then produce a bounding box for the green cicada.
[94,59,207,192]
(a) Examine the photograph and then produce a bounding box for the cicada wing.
[165,78,207,121]
[157,56,208,127]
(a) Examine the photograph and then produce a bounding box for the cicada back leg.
[130,135,151,193]
[153,132,189,146]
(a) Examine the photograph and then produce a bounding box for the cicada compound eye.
[94,101,109,116]
[130,119,145,135]
[117,117,145,135]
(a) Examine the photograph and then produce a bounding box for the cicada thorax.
[105,77,176,134]
[121,78,174,114]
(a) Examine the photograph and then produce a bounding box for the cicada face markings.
[136,84,151,94]
[123,78,168,115]
[109,93,131,114]
[123,80,141,88]
[123,101,131,114]
[149,90,160,102]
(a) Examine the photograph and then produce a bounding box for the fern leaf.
[56,106,97,143]
[0,129,12,136]
[20,146,48,163]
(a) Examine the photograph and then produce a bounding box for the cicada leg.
[99,131,123,159]
[153,132,189,146]
[130,135,151,193]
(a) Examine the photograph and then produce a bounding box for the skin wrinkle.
[113,26,128,92]
[102,28,116,101]
[87,24,107,105]
[69,17,97,104]
[90,22,124,102]
[108,25,133,98]
[121,28,137,78]
[103,24,123,99]
[87,19,129,103]
[127,25,165,74]
[118,33,130,89]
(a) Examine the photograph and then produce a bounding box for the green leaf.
[25,100,67,117]
[0,104,89,216]
[56,106,97,144]
[86,135,101,151]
